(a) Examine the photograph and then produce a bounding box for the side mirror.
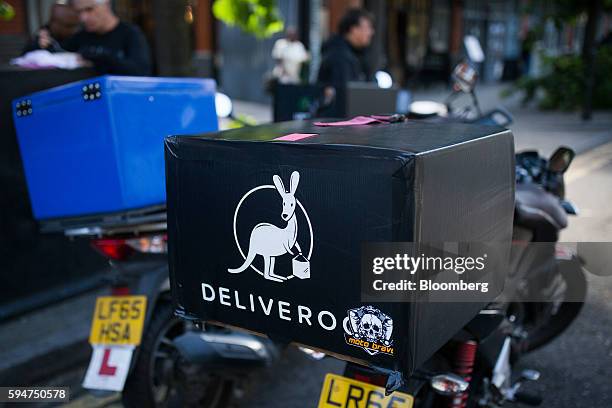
[548,147,575,173]
[215,92,233,118]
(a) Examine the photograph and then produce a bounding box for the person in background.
[520,29,537,76]
[317,8,375,88]
[22,1,80,54]
[271,27,309,84]
[599,31,612,48]
[64,0,151,75]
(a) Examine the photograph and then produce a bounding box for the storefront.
[384,0,521,85]
[463,0,520,82]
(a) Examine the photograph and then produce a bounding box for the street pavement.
[513,141,612,408]
[4,84,612,407]
[0,287,108,386]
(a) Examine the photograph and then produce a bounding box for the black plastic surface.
[164,120,515,377]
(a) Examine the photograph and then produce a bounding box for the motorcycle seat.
[515,183,568,234]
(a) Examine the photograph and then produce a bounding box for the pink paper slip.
[313,116,383,127]
[274,133,318,141]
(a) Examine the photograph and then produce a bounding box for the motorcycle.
[74,219,275,407]
[74,56,586,407]
[327,58,587,406]
[335,145,585,407]
[66,95,273,407]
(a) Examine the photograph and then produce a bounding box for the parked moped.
[321,48,587,407]
[74,51,586,408]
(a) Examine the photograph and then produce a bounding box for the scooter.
[407,57,586,360]
[327,57,586,407]
[67,95,275,407]
[336,144,585,407]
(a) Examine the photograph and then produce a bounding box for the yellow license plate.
[318,374,414,408]
[89,295,147,346]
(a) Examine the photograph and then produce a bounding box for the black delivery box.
[165,120,515,380]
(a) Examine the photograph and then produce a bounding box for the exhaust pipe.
[173,330,277,370]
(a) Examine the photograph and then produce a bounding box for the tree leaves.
[0,1,16,21]
[509,47,612,111]
[213,0,284,39]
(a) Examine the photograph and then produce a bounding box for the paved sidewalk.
[0,286,108,386]
[514,139,612,408]
[424,84,612,155]
[381,83,612,155]
[234,84,612,157]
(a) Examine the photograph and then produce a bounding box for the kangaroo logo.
[228,171,313,283]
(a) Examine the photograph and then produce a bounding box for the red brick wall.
[194,0,213,52]
[0,0,28,63]
[450,0,463,56]
[327,0,363,34]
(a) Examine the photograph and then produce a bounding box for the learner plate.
[89,296,147,346]
[318,374,413,408]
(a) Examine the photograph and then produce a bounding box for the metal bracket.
[15,99,33,117]
[82,82,102,101]
[367,365,405,395]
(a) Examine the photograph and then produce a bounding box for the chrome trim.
[200,332,269,359]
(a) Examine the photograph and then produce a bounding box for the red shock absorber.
[449,340,478,408]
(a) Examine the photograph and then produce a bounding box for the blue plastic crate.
[13,75,218,220]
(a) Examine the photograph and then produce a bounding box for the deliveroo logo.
[227,171,314,283]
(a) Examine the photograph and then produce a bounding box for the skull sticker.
[343,306,394,356]
[359,313,383,342]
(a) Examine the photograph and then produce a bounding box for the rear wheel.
[511,264,586,354]
[122,298,235,408]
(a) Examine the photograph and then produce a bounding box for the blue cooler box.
[13,75,218,220]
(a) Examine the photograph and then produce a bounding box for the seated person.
[22,1,80,54]
[29,0,152,76]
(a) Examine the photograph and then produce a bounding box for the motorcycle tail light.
[91,238,134,261]
[91,234,167,260]
[344,364,387,387]
[111,286,131,296]
[430,374,469,396]
[352,373,387,387]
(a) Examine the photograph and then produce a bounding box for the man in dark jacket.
[317,8,375,88]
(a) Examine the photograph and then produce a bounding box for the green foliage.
[213,0,284,39]
[530,0,612,25]
[507,47,612,111]
[0,1,16,21]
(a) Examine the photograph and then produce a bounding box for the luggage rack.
[39,205,167,238]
